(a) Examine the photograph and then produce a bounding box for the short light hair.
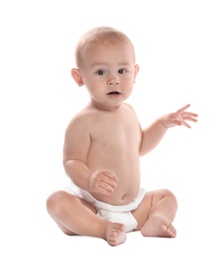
[75,26,135,69]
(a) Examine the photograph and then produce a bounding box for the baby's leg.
[46,191,126,246]
[132,189,178,238]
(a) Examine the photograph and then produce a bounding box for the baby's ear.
[71,68,84,86]
[134,64,139,83]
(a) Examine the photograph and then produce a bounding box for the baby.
[46,26,198,246]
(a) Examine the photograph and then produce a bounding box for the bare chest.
[90,108,141,151]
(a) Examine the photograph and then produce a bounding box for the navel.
[121,194,127,200]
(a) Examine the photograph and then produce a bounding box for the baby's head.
[75,26,136,70]
[72,26,139,109]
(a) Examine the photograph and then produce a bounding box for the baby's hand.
[161,104,198,128]
[89,169,118,195]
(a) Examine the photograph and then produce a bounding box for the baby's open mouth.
[107,91,121,95]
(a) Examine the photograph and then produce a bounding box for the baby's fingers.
[182,111,198,119]
[176,104,191,114]
[100,172,118,190]
[90,169,118,195]
[182,115,198,128]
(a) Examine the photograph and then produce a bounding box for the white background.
[0,0,220,259]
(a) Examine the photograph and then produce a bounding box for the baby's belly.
[90,178,140,206]
[87,148,141,205]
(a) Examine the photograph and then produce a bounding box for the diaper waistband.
[65,182,146,213]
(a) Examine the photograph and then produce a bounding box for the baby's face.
[78,41,139,109]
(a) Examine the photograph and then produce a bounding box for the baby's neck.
[89,99,123,112]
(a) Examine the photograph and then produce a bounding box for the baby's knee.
[163,188,175,197]
[156,189,177,203]
[46,191,66,216]
[162,189,178,207]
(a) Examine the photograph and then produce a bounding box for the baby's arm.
[63,116,117,195]
[139,104,198,156]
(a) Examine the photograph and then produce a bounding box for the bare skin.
[46,27,198,246]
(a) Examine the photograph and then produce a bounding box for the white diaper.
[64,182,146,232]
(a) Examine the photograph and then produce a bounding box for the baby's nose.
[108,75,119,85]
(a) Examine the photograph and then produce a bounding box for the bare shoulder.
[65,108,94,136]
[63,107,95,161]
[123,103,136,112]
[122,103,138,118]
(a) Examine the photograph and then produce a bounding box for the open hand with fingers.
[161,104,198,129]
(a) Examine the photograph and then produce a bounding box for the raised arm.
[139,104,198,156]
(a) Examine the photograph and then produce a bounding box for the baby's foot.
[105,222,127,246]
[141,215,176,238]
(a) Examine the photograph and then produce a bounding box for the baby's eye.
[118,69,126,74]
[96,70,106,75]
